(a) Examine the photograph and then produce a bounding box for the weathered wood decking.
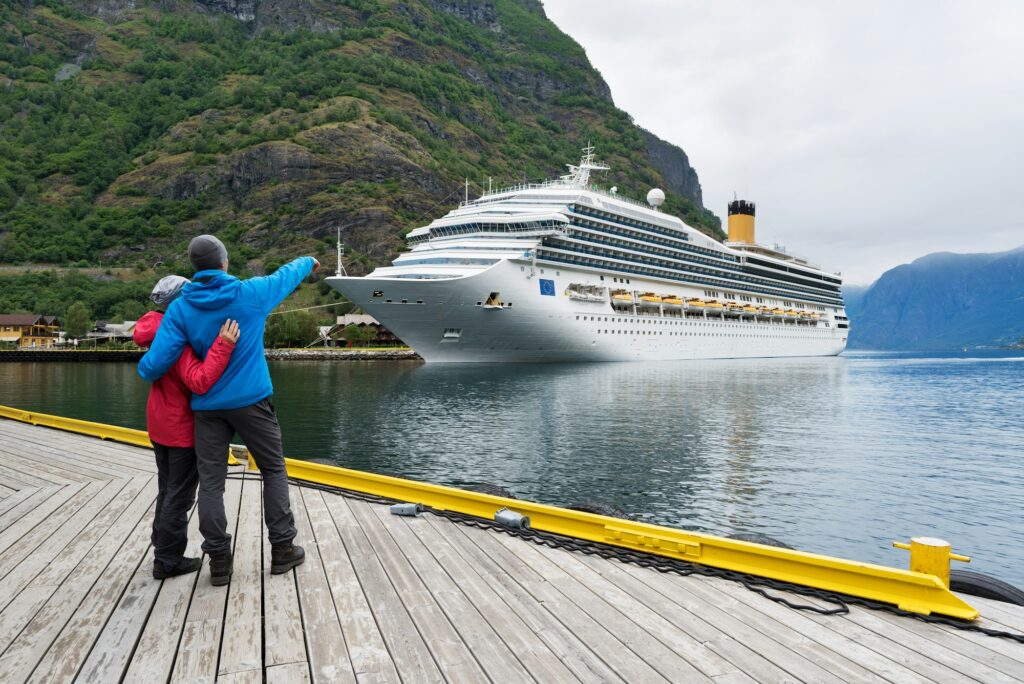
[0,418,1021,683]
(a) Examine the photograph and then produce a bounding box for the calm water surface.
[2,351,1022,585]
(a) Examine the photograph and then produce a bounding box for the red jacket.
[134,311,235,447]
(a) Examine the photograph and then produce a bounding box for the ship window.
[443,328,462,339]
[372,290,384,297]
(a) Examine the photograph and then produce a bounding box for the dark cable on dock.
[224,472,1024,644]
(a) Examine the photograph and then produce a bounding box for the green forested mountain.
[0,0,719,320]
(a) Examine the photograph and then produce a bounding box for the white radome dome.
[646,188,665,207]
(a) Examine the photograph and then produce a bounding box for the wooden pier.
[0,417,1021,682]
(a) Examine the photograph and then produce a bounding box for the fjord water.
[3,351,1022,585]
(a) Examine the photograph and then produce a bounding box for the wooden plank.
[431,515,624,683]
[802,597,1019,683]
[487,530,714,683]
[80,497,206,683]
[0,480,138,651]
[290,488,355,682]
[262,488,307,671]
[0,487,37,518]
[681,572,933,684]
[26,504,156,683]
[867,608,1024,681]
[0,475,155,682]
[0,450,92,484]
[380,505,579,682]
[0,483,16,499]
[267,661,313,684]
[296,485,399,684]
[0,485,63,532]
[217,473,265,677]
[217,668,263,683]
[541,547,771,681]
[0,480,132,617]
[0,463,54,490]
[122,496,205,682]
[0,441,139,481]
[0,483,83,559]
[0,423,154,475]
[340,498,488,682]
[366,504,536,682]
[447,520,658,682]
[969,596,1024,632]
[318,491,443,683]
[170,474,245,683]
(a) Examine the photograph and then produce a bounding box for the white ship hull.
[326,260,847,363]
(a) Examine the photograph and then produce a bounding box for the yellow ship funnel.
[728,198,756,243]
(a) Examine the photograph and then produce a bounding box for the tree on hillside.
[110,298,148,322]
[264,310,319,348]
[65,301,92,339]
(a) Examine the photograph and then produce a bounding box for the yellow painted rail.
[260,456,979,621]
[0,404,978,620]
[0,405,240,464]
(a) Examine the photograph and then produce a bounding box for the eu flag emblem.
[539,279,555,296]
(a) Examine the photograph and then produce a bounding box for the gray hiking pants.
[194,398,297,555]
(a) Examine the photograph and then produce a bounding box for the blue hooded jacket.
[138,257,315,410]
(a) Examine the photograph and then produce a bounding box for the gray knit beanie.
[150,275,190,308]
[188,234,228,272]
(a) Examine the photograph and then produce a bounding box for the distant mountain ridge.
[848,246,1024,350]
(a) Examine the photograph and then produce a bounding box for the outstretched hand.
[219,319,240,344]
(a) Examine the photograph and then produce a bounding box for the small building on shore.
[0,314,61,349]
[88,321,138,344]
[331,314,403,347]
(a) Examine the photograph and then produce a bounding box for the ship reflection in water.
[268,351,1024,585]
[0,352,1021,584]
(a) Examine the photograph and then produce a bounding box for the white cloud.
[542,0,1024,284]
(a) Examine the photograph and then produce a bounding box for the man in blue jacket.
[139,234,318,585]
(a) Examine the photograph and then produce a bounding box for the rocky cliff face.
[1,0,718,272]
[848,246,1024,350]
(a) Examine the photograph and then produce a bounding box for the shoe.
[153,557,202,580]
[270,543,305,574]
[209,551,233,586]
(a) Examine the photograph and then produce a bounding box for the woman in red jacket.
[134,275,240,579]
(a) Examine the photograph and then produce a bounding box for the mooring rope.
[225,472,1024,643]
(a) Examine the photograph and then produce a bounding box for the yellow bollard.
[893,537,971,587]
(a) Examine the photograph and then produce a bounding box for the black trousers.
[194,398,297,556]
[151,442,199,566]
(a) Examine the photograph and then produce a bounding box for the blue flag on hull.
[539,279,555,296]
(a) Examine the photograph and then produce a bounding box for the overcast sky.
[542,1,1024,284]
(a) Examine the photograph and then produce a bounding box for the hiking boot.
[270,542,305,574]
[153,556,201,580]
[209,551,233,586]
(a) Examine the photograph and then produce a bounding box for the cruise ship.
[325,148,849,362]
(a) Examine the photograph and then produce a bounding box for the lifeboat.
[742,304,758,315]
[610,289,633,307]
[638,292,662,308]
[724,301,743,317]
[662,295,683,308]
[784,309,799,318]
[770,307,786,319]
[686,298,706,312]
[798,310,815,321]
[705,300,725,314]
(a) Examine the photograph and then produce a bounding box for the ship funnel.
[727,199,756,243]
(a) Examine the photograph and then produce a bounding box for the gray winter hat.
[188,234,228,272]
[150,275,190,308]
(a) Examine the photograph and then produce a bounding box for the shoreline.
[0,348,420,362]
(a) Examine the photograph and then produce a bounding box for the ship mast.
[335,227,347,277]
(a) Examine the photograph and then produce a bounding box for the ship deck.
[0,418,1022,682]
